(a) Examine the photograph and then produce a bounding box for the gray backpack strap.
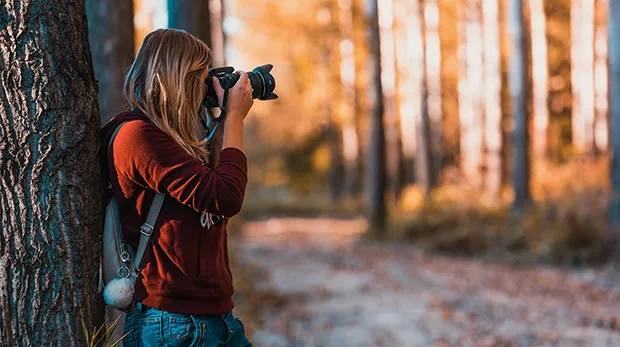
[133,192,165,273]
[107,121,166,274]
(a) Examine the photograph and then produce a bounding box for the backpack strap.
[107,121,166,274]
[133,192,165,273]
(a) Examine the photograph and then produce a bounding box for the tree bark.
[508,0,531,211]
[366,0,387,234]
[0,1,105,345]
[529,0,549,160]
[609,0,620,228]
[86,0,135,125]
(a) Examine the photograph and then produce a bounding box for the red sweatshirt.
[100,111,247,315]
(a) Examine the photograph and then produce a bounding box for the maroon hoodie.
[100,111,247,315]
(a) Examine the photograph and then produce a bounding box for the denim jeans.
[122,302,253,347]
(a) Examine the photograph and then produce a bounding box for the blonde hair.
[124,28,211,161]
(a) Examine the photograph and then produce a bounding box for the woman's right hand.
[212,71,254,121]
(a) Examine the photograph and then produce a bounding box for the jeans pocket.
[162,313,196,346]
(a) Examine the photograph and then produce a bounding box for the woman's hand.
[211,71,253,152]
[212,71,254,121]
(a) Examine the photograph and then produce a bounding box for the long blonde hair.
[124,28,211,161]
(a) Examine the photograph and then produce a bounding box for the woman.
[100,28,253,346]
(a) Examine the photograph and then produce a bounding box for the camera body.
[203,64,278,109]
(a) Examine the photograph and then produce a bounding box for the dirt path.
[235,217,620,347]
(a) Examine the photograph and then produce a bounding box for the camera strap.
[204,79,231,142]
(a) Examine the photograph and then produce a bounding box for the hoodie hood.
[100,110,152,183]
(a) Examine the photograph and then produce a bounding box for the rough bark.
[508,0,531,211]
[609,0,620,228]
[86,0,135,125]
[0,0,105,345]
[366,0,387,233]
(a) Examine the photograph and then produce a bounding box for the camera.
[203,64,278,109]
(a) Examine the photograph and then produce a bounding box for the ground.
[233,217,620,347]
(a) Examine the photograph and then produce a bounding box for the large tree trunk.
[366,0,387,234]
[529,0,549,160]
[508,0,531,211]
[483,0,503,197]
[609,0,620,228]
[86,0,135,125]
[0,1,104,345]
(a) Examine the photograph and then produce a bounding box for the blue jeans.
[122,302,253,347]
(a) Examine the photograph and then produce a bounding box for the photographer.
[100,28,253,346]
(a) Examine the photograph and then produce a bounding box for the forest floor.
[232,217,620,347]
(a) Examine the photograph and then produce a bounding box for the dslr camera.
[203,64,278,109]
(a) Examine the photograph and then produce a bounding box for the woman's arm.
[115,120,247,217]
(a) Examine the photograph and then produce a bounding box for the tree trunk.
[208,0,226,67]
[366,0,387,234]
[609,0,620,228]
[338,0,361,200]
[377,0,404,201]
[572,0,596,155]
[460,0,484,188]
[86,0,135,125]
[529,0,549,160]
[424,0,443,184]
[594,0,609,152]
[0,1,104,345]
[508,0,531,211]
[394,0,424,186]
[168,0,212,46]
[483,0,503,197]
[416,0,434,197]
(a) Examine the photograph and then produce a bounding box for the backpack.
[98,122,165,310]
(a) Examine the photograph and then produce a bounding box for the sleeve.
[113,120,247,217]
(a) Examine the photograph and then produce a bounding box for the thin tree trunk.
[594,0,609,152]
[338,0,361,199]
[609,0,620,228]
[424,0,443,184]
[352,0,369,197]
[0,1,104,345]
[394,0,423,186]
[508,0,531,211]
[168,0,212,46]
[367,0,387,234]
[572,0,596,154]
[377,0,404,201]
[529,0,549,160]
[209,0,226,67]
[460,0,484,188]
[483,0,503,197]
[417,0,434,197]
[87,0,135,125]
